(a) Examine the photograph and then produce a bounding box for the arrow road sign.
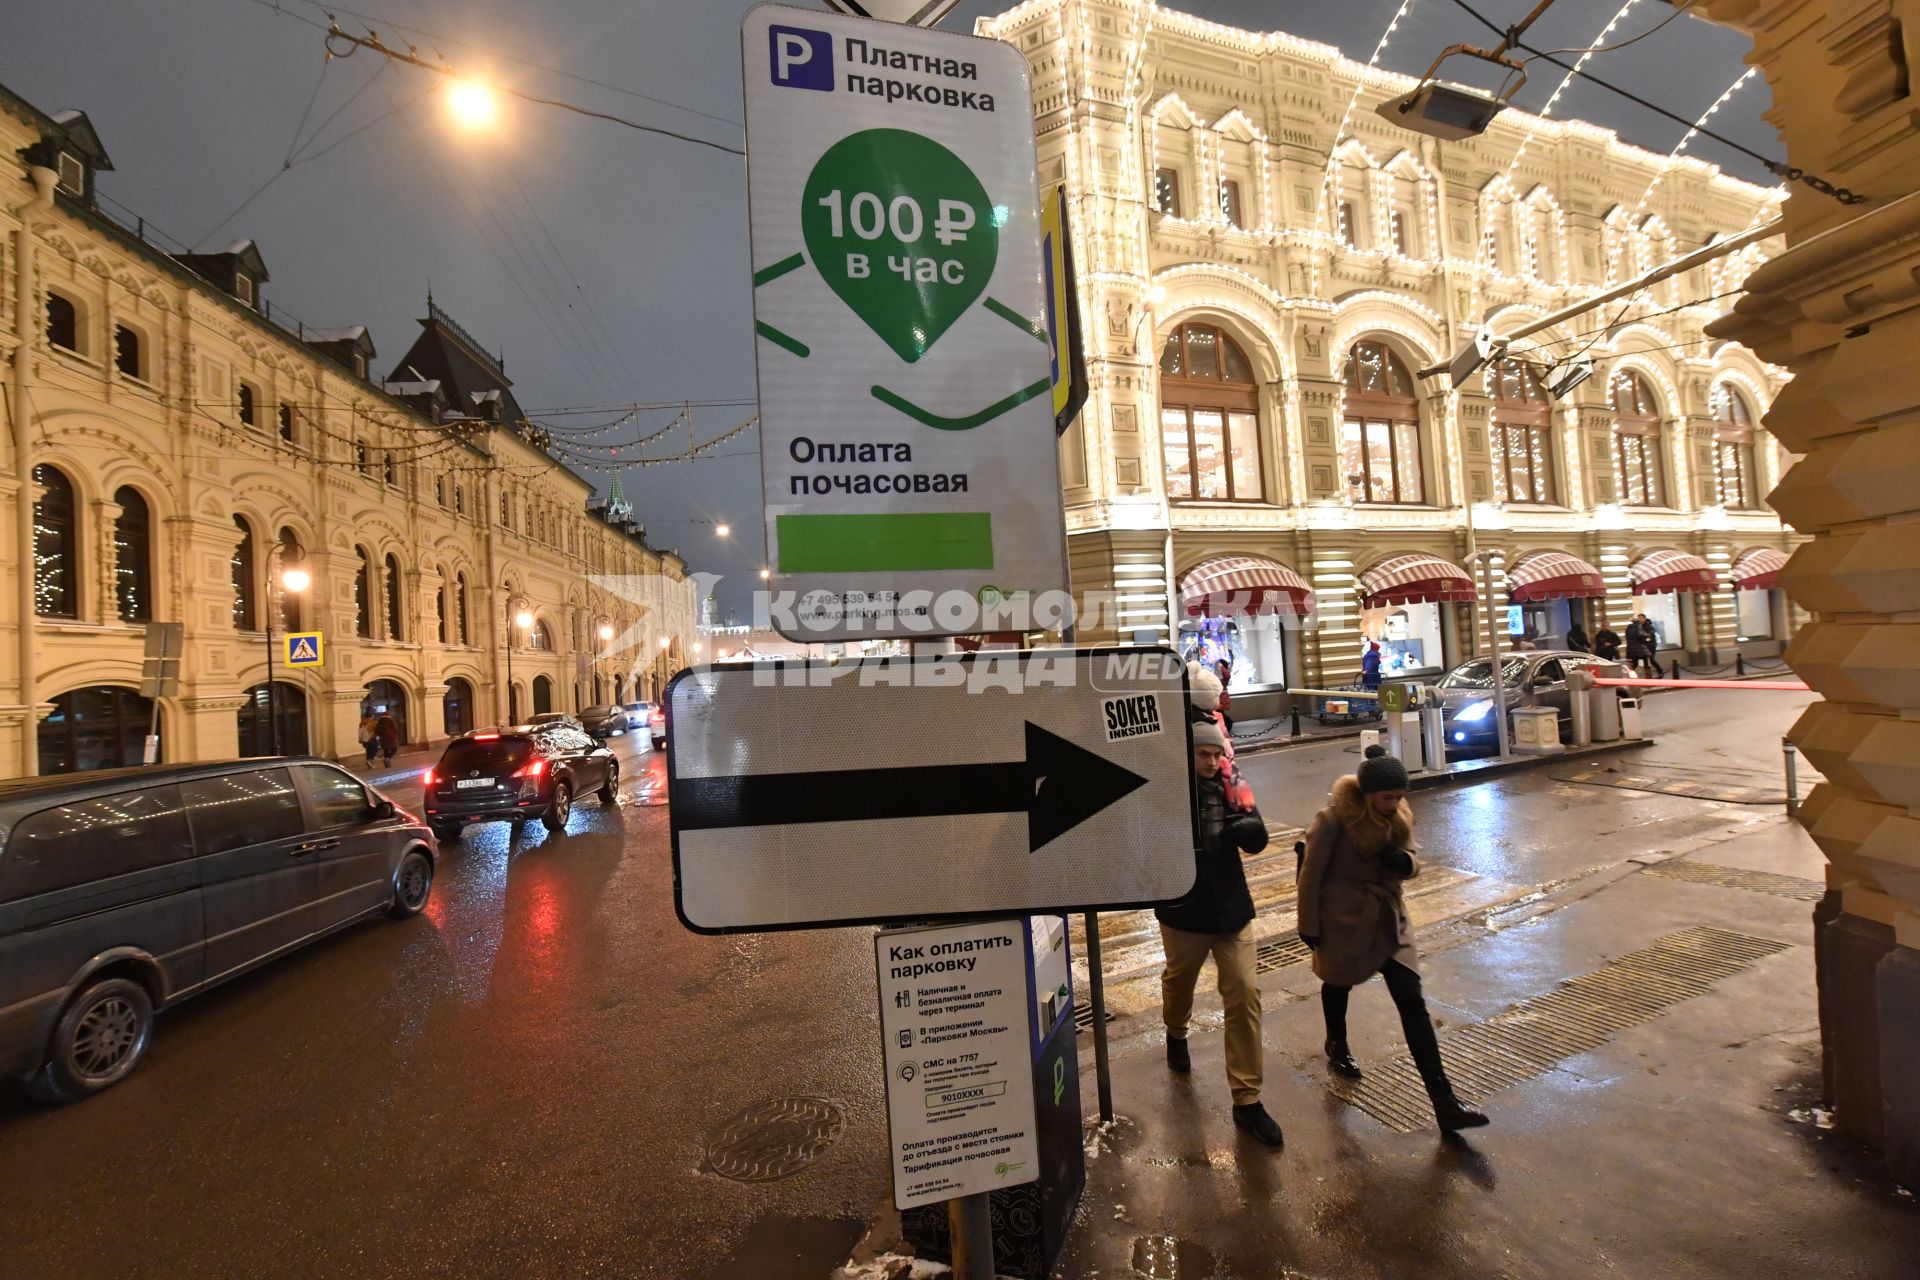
[675,720,1147,854]
[668,648,1196,933]
[822,0,962,25]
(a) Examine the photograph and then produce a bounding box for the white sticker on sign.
[876,917,1038,1210]
[1101,692,1165,743]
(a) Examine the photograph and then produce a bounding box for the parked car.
[422,724,619,841]
[526,712,577,729]
[576,705,627,739]
[1433,650,1629,753]
[0,759,434,1104]
[622,701,655,733]
[647,704,667,752]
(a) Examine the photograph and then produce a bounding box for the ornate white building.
[981,0,1800,713]
[1,81,698,775]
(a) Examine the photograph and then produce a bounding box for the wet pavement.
[3,690,1915,1278]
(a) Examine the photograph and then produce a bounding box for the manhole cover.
[704,1096,844,1182]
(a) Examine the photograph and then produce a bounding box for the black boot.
[1166,1037,1190,1074]
[1231,1101,1284,1147]
[1325,1038,1362,1080]
[1433,1090,1490,1132]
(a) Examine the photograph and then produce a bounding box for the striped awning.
[1631,549,1720,595]
[1507,551,1606,602]
[1358,553,1476,608]
[1729,548,1789,591]
[1179,555,1314,617]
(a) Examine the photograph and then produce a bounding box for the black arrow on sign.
[672,721,1149,853]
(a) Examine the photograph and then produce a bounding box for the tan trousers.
[1159,922,1263,1106]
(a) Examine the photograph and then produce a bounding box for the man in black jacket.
[1156,719,1281,1146]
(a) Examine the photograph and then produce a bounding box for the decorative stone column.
[1696,0,1920,1188]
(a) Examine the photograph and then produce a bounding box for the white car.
[622,702,655,732]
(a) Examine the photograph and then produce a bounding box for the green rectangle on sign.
[777,513,994,573]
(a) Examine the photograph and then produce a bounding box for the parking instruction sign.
[742,5,1065,641]
[876,917,1038,1209]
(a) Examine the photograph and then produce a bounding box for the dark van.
[0,758,436,1104]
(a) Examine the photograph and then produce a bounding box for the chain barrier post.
[1783,737,1800,817]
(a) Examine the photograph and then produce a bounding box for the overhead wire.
[1437,0,1866,203]
[1523,0,1695,61]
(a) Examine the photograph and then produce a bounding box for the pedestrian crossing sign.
[285,632,324,667]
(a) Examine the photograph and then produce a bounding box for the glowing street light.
[715,522,731,538]
[658,635,671,650]
[692,642,705,655]
[280,565,311,594]
[598,623,615,642]
[515,610,534,630]
[759,567,771,581]
[447,79,500,130]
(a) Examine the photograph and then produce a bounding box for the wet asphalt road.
[0,688,1817,1279]
[0,734,887,1280]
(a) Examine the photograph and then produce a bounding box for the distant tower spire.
[605,466,632,522]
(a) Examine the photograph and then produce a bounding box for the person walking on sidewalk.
[1297,747,1490,1133]
[358,713,380,766]
[373,713,400,767]
[1157,719,1282,1147]
[1592,622,1621,662]
[1625,614,1664,679]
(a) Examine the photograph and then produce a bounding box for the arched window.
[237,681,308,757]
[454,572,470,644]
[444,677,474,736]
[529,617,553,651]
[1340,341,1425,504]
[1488,359,1553,504]
[384,554,404,640]
[277,527,303,631]
[436,576,448,644]
[533,675,554,715]
[1158,322,1263,502]
[231,516,257,631]
[361,680,409,746]
[1711,384,1759,509]
[1610,370,1665,507]
[32,464,78,618]
[354,548,374,638]
[114,325,142,378]
[113,486,152,623]
[45,292,78,352]
[38,686,156,773]
[237,383,256,427]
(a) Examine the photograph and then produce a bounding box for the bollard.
[1736,653,1747,677]
[1289,698,1302,739]
[1783,737,1800,817]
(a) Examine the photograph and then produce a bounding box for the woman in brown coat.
[1297,748,1489,1132]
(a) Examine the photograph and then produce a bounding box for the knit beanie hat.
[1363,743,1388,760]
[1187,661,1222,711]
[1191,719,1228,751]
[1357,751,1410,794]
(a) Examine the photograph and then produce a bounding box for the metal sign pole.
[1082,910,1114,1122]
[948,1191,994,1280]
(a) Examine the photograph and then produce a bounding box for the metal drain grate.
[1329,925,1792,1132]
[1640,860,1825,901]
[703,1096,845,1181]
[1074,1001,1116,1034]
[1255,933,1313,975]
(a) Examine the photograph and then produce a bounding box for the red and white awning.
[1179,555,1314,617]
[1507,551,1607,602]
[1631,549,1720,595]
[1358,553,1476,608]
[1729,548,1789,591]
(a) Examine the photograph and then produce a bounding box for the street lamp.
[263,542,310,756]
[597,621,615,705]
[446,78,500,130]
[714,522,731,538]
[505,592,534,723]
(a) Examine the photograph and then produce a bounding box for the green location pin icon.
[801,128,998,363]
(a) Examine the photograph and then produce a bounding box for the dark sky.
[3,0,1777,618]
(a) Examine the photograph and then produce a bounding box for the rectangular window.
[1716,441,1752,508]
[1154,168,1181,217]
[114,325,142,378]
[1616,433,1660,506]
[234,273,254,306]
[355,443,370,476]
[1390,209,1410,256]
[1341,418,1422,504]
[1219,180,1243,228]
[182,768,304,855]
[1228,410,1262,499]
[1337,201,1357,247]
[1191,409,1227,499]
[0,785,193,901]
[1161,408,1192,499]
[1495,423,1552,503]
[278,404,294,443]
[1736,588,1775,640]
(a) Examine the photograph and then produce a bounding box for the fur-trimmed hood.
[1329,775,1414,855]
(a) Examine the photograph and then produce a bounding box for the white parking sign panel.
[742,6,1066,642]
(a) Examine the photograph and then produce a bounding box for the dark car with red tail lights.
[422,724,620,841]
